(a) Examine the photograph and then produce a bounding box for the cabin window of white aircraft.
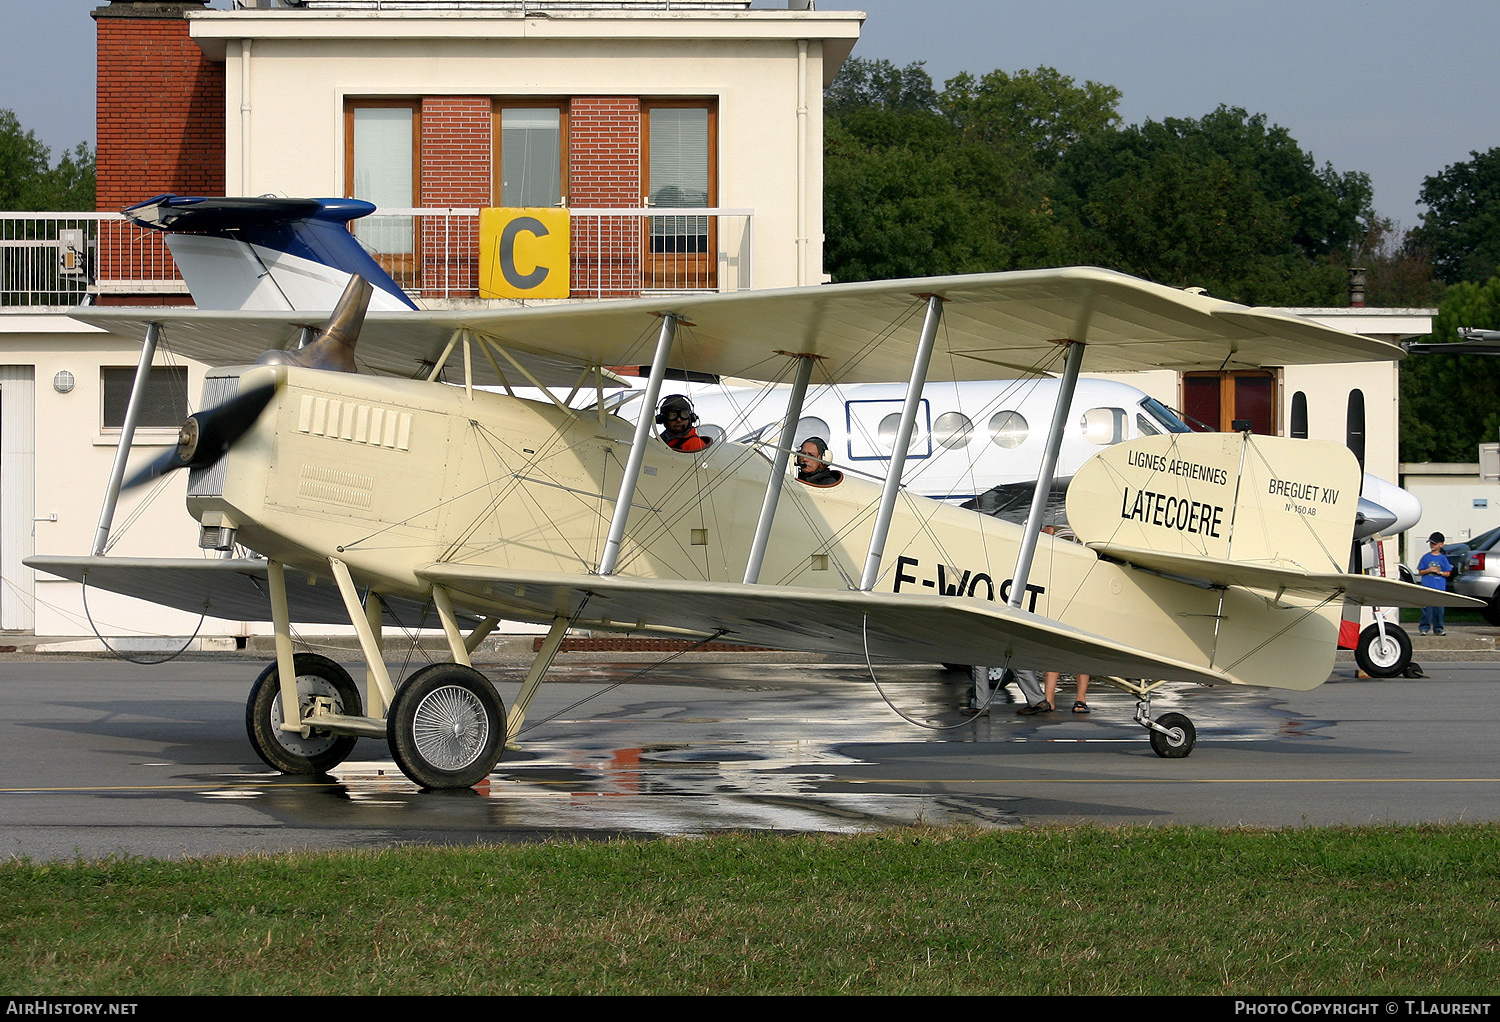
[988,410,1028,449]
[1081,406,1126,445]
[794,417,828,447]
[496,103,567,207]
[847,400,930,461]
[100,367,188,431]
[933,411,974,450]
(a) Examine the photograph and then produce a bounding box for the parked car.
[1446,526,1500,624]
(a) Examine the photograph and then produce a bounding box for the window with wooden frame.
[344,99,421,289]
[1182,370,1278,434]
[494,101,568,208]
[641,99,717,289]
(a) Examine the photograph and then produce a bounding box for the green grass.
[3,824,1499,995]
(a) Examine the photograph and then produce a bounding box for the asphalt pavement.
[1,647,1497,860]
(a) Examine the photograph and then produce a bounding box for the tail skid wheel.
[387,663,506,789]
[246,653,362,775]
[1148,711,1196,759]
[1354,623,1411,678]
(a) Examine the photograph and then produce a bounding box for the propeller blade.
[182,382,277,470]
[120,382,277,492]
[121,446,188,491]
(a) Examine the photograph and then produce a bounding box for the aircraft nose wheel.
[1354,623,1412,678]
[387,663,507,789]
[1148,711,1197,759]
[246,653,362,774]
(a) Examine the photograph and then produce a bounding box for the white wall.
[197,10,864,289]
[0,316,236,638]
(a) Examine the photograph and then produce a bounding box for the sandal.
[1072,701,1090,714]
[1017,700,1052,716]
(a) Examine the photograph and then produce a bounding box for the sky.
[5,0,1499,230]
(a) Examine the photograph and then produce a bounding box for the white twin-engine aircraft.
[29,203,1476,789]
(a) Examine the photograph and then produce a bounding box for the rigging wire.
[859,612,1006,731]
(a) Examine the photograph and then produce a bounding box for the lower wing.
[418,563,1235,686]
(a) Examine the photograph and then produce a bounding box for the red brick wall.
[419,96,491,296]
[95,15,225,212]
[95,9,225,299]
[569,97,641,297]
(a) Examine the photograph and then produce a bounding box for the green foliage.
[822,61,1401,305]
[1050,106,1374,304]
[1352,218,1447,308]
[0,109,94,212]
[939,67,1121,172]
[822,59,1103,282]
[1400,277,1500,462]
[1414,147,1500,285]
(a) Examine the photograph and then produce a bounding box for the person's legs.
[1013,669,1045,708]
[1073,674,1091,712]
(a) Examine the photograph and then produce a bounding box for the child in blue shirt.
[1417,531,1453,636]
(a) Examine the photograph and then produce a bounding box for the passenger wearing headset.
[657,394,712,452]
[795,436,843,486]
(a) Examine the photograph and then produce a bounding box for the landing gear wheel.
[1149,711,1196,759]
[1355,623,1412,678]
[387,663,506,789]
[246,653,362,774]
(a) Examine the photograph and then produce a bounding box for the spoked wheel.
[1354,623,1411,678]
[387,663,506,789]
[1148,711,1197,759]
[246,653,362,774]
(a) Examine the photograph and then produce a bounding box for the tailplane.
[123,194,417,312]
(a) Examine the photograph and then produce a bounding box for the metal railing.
[0,207,755,309]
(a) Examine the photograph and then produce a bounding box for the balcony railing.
[0,207,755,309]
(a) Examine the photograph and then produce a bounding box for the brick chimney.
[93,1,225,214]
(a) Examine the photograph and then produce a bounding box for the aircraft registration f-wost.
[30,237,1479,787]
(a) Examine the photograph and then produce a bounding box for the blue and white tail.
[123,194,417,312]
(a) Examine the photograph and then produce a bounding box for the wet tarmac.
[2,654,1498,859]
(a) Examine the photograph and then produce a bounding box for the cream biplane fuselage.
[35,262,1479,789]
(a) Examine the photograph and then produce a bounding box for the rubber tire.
[1354,623,1412,678]
[1149,711,1196,759]
[1484,598,1500,627]
[246,653,361,774]
[387,663,506,789]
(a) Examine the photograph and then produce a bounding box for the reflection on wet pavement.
[180,662,1333,837]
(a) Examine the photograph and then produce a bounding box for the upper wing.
[65,267,1402,387]
[416,563,1236,686]
[1089,543,1484,609]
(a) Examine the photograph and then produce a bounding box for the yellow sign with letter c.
[479,207,571,299]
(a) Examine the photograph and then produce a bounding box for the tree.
[0,109,94,211]
[822,60,1111,282]
[1049,107,1375,305]
[1413,147,1500,285]
[1348,218,1443,308]
[1400,277,1500,462]
[939,67,1120,172]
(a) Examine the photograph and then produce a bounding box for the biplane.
[26,200,1478,788]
